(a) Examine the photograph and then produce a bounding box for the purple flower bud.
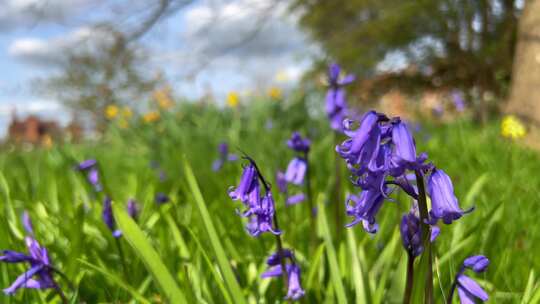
[155,193,170,205]
[22,211,34,236]
[285,158,307,185]
[275,171,288,194]
[463,255,489,273]
[266,249,294,266]
[127,199,140,219]
[76,159,97,171]
[457,274,489,303]
[400,210,440,257]
[287,132,310,153]
[286,193,305,205]
[427,169,470,224]
[102,197,122,238]
[325,63,355,132]
[0,251,32,263]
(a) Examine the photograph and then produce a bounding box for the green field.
[0,96,539,303]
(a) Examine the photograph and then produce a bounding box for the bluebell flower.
[427,169,471,224]
[400,208,440,257]
[22,211,34,236]
[261,250,305,301]
[325,63,355,132]
[287,132,310,153]
[102,197,122,238]
[228,164,258,202]
[345,188,387,233]
[286,193,305,206]
[127,199,140,220]
[75,159,102,192]
[452,90,466,112]
[285,158,307,185]
[275,171,288,194]
[244,192,281,237]
[212,142,238,171]
[155,193,170,205]
[450,255,489,304]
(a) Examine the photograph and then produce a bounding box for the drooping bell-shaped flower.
[287,132,310,153]
[285,158,307,185]
[452,255,489,304]
[228,164,258,202]
[427,169,470,224]
[102,197,122,238]
[325,63,355,132]
[245,192,281,237]
[75,159,102,192]
[345,188,387,233]
[275,171,288,194]
[261,250,305,301]
[155,193,170,205]
[127,199,140,220]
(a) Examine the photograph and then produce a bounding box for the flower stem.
[304,151,315,251]
[272,213,289,292]
[403,252,415,304]
[446,276,458,304]
[51,277,68,304]
[414,169,433,304]
[115,237,129,282]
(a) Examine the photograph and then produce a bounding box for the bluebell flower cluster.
[276,132,311,206]
[76,159,102,192]
[212,142,238,171]
[325,64,355,132]
[229,157,304,300]
[449,255,489,303]
[337,110,472,233]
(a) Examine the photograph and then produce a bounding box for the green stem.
[414,170,433,304]
[403,252,415,304]
[304,151,315,251]
[115,237,129,282]
[334,133,342,240]
[272,213,289,293]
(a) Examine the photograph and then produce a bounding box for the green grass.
[0,96,538,303]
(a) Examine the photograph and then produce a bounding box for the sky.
[0,0,317,136]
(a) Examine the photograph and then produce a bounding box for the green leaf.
[79,259,152,304]
[317,195,348,304]
[183,157,247,304]
[112,203,187,303]
[346,229,368,304]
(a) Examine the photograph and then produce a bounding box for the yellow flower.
[153,86,174,109]
[501,115,526,139]
[122,106,133,119]
[227,92,239,108]
[143,111,160,123]
[268,87,282,99]
[105,105,119,119]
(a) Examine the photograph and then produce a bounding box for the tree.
[292,0,521,112]
[44,26,159,129]
[506,0,540,125]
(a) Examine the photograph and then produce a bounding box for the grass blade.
[183,157,247,304]
[112,203,187,303]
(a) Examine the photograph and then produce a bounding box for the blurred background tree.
[292,0,521,121]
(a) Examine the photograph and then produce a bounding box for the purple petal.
[463,255,489,273]
[22,211,34,235]
[286,193,305,205]
[3,265,44,295]
[457,274,489,302]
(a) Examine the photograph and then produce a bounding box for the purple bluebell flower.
[463,255,489,273]
[284,158,307,185]
[229,164,258,202]
[452,90,466,112]
[127,199,140,220]
[212,142,238,171]
[261,250,305,301]
[400,209,440,257]
[1,215,61,296]
[345,188,387,233]
[102,197,122,238]
[325,63,355,132]
[75,159,102,192]
[276,171,288,194]
[244,192,281,237]
[155,193,169,205]
[287,132,310,153]
[286,193,305,206]
[427,169,471,224]
[449,255,489,304]
[22,211,34,236]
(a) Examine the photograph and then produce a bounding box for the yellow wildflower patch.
[501,115,526,139]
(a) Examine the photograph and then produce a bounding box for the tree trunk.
[506,0,540,125]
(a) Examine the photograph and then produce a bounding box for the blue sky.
[0,0,315,136]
